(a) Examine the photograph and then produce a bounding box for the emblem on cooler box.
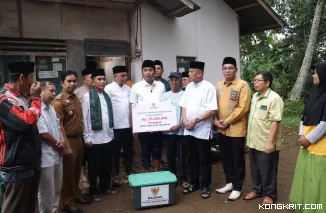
[151,187,160,195]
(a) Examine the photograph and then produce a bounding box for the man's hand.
[170,124,182,132]
[133,133,138,138]
[63,143,73,156]
[265,141,274,154]
[299,135,311,148]
[55,139,65,152]
[85,141,93,147]
[215,120,228,129]
[186,119,196,130]
[30,81,41,95]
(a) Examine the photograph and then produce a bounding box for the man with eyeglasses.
[244,71,283,204]
[214,57,251,200]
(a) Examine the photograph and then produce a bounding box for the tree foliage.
[240,0,326,100]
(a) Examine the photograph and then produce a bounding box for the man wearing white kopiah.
[130,60,165,172]
[179,61,217,199]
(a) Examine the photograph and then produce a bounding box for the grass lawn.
[282,115,301,128]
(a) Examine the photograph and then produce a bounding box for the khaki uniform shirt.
[246,89,284,152]
[52,91,84,136]
[215,77,251,137]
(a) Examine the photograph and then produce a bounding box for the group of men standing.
[0,55,284,213]
[128,57,284,203]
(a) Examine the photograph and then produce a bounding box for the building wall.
[131,0,240,84]
[0,0,130,41]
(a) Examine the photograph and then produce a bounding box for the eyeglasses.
[222,67,235,71]
[252,79,266,83]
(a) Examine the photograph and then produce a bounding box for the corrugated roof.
[149,0,285,35]
[223,0,286,35]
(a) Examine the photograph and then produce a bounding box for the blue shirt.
[161,90,184,135]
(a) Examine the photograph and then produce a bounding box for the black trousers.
[112,128,133,176]
[185,135,211,188]
[250,148,279,200]
[164,135,187,182]
[138,132,162,169]
[82,144,90,167]
[219,133,246,191]
[88,142,113,195]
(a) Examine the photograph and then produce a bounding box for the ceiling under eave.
[223,0,286,35]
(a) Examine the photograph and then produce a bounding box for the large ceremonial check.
[132,101,177,133]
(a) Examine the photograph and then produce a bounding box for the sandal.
[262,196,274,204]
[182,182,189,188]
[182,184,199,195]
[201,188,211,199]
[243,192,262,201]
[106,188,118,195]
[112,177,120,188]
[91,194,101,202]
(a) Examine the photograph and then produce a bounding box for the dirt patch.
[80,128,299,213]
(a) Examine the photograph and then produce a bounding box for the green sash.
[89,88,114,130]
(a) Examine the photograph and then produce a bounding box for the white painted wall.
[131,0,240,84]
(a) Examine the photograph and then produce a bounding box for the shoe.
[228,190,242,200]
[62,207,83,213]
[216,183,233,194]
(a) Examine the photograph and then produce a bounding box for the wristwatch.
[195,118,201,124]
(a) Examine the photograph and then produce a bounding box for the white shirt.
[104,81,131,129]
[82,92,114,144]
[130,79,165,104]
[161,90,184,136]
[37,103,61,168]
[179,80,218,140]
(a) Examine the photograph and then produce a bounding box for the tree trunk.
[288,0,325,101]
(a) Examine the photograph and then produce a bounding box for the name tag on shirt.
[260,105,267,110]
[230,89,238,101]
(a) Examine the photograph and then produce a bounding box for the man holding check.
[130,60,165,172]
[179,61,217,199]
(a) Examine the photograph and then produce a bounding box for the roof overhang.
[223,0,286,35]
[148,0,201,18]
